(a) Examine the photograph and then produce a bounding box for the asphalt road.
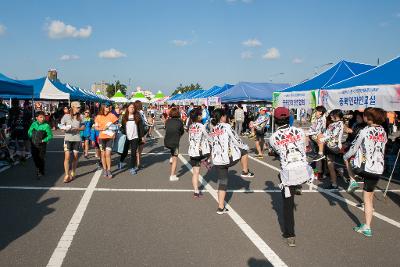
[0,126,399,267]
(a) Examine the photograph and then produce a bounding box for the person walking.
[344,108,388,237]
[269,107,314,247]
[210,109,254,215]
[234,104,245,135]
[164,107,184,181]
[28,111,53,179]
[81,109,93,159]
[95,102,119,179]
[134,101,151,168]
[253,107,270,158]
[119,103,144,175]
[60,102,85,183]
[188,108,212,198]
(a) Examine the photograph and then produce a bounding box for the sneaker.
[255,154,264,159]
[295,186,302,195]
[118,162,127,170]
[216,207,229,215]
[287,237,296,247]
[193,192,203,198]
[313,154,326,162]
[107,171,113,179]
[323,184,339,190]
[347,180,360,193]
[169,175,179,182]
[129,168,137,175]
[353,224,373,237]
[241,170,255,178]
[103,170,108,178]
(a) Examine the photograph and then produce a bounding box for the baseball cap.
[71,101,81,108]
[274,107,290,119]
[259,107,268,112]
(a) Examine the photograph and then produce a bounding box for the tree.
[106,80,127,98]
[171,83,202,96]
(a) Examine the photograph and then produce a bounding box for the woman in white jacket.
[210,109,254,214]
[344,107,387,237]
[188,108,212,198]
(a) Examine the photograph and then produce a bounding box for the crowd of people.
[0,97,399,247]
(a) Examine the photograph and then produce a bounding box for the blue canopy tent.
[273,60,375,108]
[66,83,93,101]
[22,77,71,100]
[321,56,400,110]
[217,82,290,103]
[0,73,33,98]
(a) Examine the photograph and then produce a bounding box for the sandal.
[63,175,72,183]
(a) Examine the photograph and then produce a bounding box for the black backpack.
[31,129,47,146]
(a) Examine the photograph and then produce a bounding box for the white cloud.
[0,24,6,36]
[47,20,92,39]
[60,54,80,61]
[242,38,262,47]
[98,48,126,59]
[241,51,253,59]
[292,57,303,64]
[262,47,280,59]
[171,40,189,46]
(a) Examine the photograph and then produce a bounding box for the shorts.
[64,141,80,153]
[325,144,341,155]
[99,139,113,152]
[169,147,179,156]
[353,169,380,192]
[255,129,265,142]
[81,136,90,141]
[190,153,210,167]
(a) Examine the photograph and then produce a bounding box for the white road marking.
[178,154,288,267]
[0,186,86,191]
[247,154,400,229]
[46,169,102,267]
[0,185,398,193]
[46,151,188,156]
[154,127,287,266]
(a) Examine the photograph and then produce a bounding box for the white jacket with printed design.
[211,123,248,165]
[188,122,211,157]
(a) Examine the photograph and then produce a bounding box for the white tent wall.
[40,78,70,100]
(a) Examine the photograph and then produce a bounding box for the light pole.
[112,74,117,95]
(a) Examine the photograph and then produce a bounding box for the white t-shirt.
[126,115,138,140]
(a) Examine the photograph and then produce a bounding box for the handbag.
[112,132,127,153]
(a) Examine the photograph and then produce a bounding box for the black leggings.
[282,186,296,238]
[215,158,240,190]
[120,138,139,168]
[31,143,46,174]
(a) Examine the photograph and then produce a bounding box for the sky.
[0,0,400,95]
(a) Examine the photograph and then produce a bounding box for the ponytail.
[211,108,226,126]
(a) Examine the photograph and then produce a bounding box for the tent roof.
[0,73,33,97]
[281,60,375,92]
[21,77,70,100]
[112,90,125,98]
[133,91,146,98]
[218,82,290,102]
[325,56,400,89]
[154,90,165,98]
